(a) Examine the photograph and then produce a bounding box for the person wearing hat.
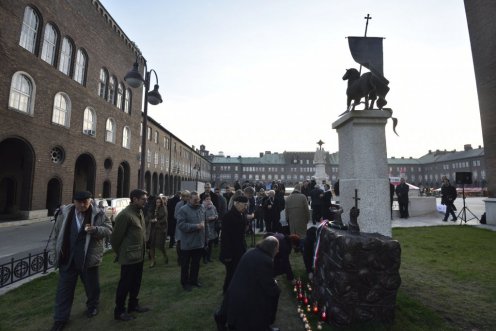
[219,195,249,293]
[51,191,112,331]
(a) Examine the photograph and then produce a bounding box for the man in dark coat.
[219,195,248,293]
[395,178,410,219]
[167,191,181,248]
[200,182,219,209]
[310,184,324,224]
[390,180,395,220]
[321,184,333,221]
[217,236,281,331]
[441,177,458,222]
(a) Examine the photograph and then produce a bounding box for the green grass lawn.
[0,226,494,331]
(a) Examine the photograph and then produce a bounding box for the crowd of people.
[50,178,345,331]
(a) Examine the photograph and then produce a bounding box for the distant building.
[210,145,487,190]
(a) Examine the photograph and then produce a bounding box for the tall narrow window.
[52,93,71,127]
[9,72,34,114]
[19,6,39,53]
[116,83,124,109]
[98,68,108,98]
[40,23,58,65]
[105,118,116,143]
[73,49,87,84]
[124,88,131,113]
[58,37,73,75]
[83,107,96,136]
[107,76,116,104]
[122,126,131,149]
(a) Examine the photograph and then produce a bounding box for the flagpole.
[359,14,372,75]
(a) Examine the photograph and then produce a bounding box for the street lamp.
[125,58,163,190]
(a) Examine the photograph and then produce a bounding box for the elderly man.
[219,195,249,293]
[176,192,206,291]
[285,184,311,240]
[51,191,112,331]
[112,189,150,321]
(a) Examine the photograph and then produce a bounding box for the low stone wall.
[19,209,48,219]
[312,226,401,326]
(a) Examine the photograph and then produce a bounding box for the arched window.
[40,23,58,65]
[116,82,124,109]
[73,49,87,85]
[58,37,73,75]
[105,118,116,143]
[9,72,35,114]
[124,88,131,114]
[52,92,71,127]
[107,76,116,104]
[122,126,131,149]
[19,6,40,53]
[98,68,108,98]
[83,107,96,136]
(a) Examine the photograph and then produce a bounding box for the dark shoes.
[86,307,98,318]
[451,218,457,222]
[442,219,448,222]
[114,312,135,321]
[191,282,202,288]
[128,305,150,313]
[50,321,66,331]
[183,284,192,292]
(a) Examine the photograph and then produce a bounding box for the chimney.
[260,152,263,157]
[479,145,482,149]
[428,150,432,154]
[464,144,473,151]
[265,151,271,155]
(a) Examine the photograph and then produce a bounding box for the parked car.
[94,197,130,223]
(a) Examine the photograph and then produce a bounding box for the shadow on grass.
[0,226,494,330]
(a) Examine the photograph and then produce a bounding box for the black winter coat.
[225,247,280,330]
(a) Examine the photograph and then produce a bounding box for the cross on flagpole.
[364,13,372,37]
[359,13,372,75]
[353,189,361,208]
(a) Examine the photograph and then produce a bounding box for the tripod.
[456,184,479,224]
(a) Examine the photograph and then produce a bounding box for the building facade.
[0,0,210,219]
[211,144,487,190]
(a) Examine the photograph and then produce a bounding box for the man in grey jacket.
[51,191,112,331]
[176,191,205,291]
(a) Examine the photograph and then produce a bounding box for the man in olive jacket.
[111,189,150,321]
[51,191,112,331]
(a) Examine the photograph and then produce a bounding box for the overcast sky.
[100,0,483,158]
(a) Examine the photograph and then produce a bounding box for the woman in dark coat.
[146,197,168,267]
[225,236,281,331]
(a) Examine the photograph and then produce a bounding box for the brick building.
[211,144,487,190]
[0,0,210,219]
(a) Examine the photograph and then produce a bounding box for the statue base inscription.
[312,226,401,326]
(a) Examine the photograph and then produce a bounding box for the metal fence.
[0,250,55,288]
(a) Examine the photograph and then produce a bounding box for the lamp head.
[147,84,163,105]
[124,62,144,88]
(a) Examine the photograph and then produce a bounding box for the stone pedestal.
[332,110,392,236]
[312,227,401,326]
[483,198,496,225]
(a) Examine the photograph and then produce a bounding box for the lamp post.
[125,58,163,190]
[194,163,201,191]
